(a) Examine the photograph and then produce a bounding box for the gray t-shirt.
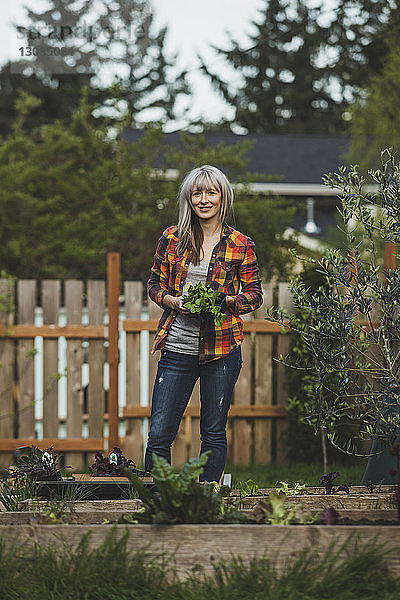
[164,260,210,355]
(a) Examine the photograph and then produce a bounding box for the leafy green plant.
[30,499,77,524]
[0,477,38,511]
[182,282,226,326]
[252,491,316,525]
[123,452,247,524]
[275,480,307,495]
[123,452,222,523]
[236,479,260,496]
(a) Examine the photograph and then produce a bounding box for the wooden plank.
[42,281,60,440]
[124,281,143,464]
[65,280,84,471]
[0,279,15,467]
[87,281,106,466]
[0,324,104,338]
[0,438,104,452]
[107,253,120,452]
[231,313,252,465]
[123,405,287,418]
[2,525,400,580]
[254,282,274,464]
[17,280,36,440]
[123,319,286,333]
[276,282,294,462]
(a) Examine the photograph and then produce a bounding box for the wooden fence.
[0,262,294,469]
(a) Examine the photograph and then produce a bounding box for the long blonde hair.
[177,165,233,265]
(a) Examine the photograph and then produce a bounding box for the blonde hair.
[177,165,233,265]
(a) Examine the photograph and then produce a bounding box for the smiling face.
[190,186,222,225]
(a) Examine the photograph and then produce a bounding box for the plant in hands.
[182,281,227,326]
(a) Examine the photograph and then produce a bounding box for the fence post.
[107,253,120,452]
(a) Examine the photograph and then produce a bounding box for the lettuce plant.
[182,282,226,326]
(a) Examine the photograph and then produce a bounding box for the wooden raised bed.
[238,492,396,510]
[2,508,398,526]
[0,524,399,579]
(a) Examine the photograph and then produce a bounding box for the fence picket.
[276,282,294,462]
[17,280,36,440]
[42,281,60,440]
[65,280,84,471]
[254,282,274,463]
[0,279,15,466]
[231,313,252,465]
[124,281,143,465]
[87,280,106,466]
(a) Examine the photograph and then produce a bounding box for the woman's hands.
[163,294,191,315]
[163,293,235,314]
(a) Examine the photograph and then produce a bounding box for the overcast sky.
[0,0,336,128]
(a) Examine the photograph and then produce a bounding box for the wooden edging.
[0,325,105,339]
[0,439,105,452]
[0,525,399,578]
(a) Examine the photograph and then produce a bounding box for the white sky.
[0,0,337,128]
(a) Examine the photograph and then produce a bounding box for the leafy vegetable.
[237,479,260,496]
[275,480,307,495]
[182,282,227,326]
[319,472,350,495]
[252,491,316,525]
[122,452,247,524]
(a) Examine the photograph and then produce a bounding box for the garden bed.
[0,524,399,579]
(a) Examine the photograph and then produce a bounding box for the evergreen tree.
[347,47,400,170]
[199,0,400,133]
[17,0,188,127]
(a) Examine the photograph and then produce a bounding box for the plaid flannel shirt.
[147,223,263,363]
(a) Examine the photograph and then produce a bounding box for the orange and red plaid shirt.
[148,223,263,363]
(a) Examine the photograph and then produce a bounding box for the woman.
[146,165,263,482]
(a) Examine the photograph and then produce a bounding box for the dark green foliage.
[12,0,188,130]
[232,193,297,281]
[0,94,296,282]
[0,532,399,599]
[200,0,400,134]
[123,452,223,524]
[182,282,226,326]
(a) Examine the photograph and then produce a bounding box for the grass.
[0,528,398,599]
[225,460,367,489]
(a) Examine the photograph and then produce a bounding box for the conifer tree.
[200,0,400,133]
[13,0,188,127]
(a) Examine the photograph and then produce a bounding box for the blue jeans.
[145,346,242,482]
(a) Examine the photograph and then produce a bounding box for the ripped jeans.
[144,346,242,482]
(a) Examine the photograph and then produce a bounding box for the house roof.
[123,129,350,185]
